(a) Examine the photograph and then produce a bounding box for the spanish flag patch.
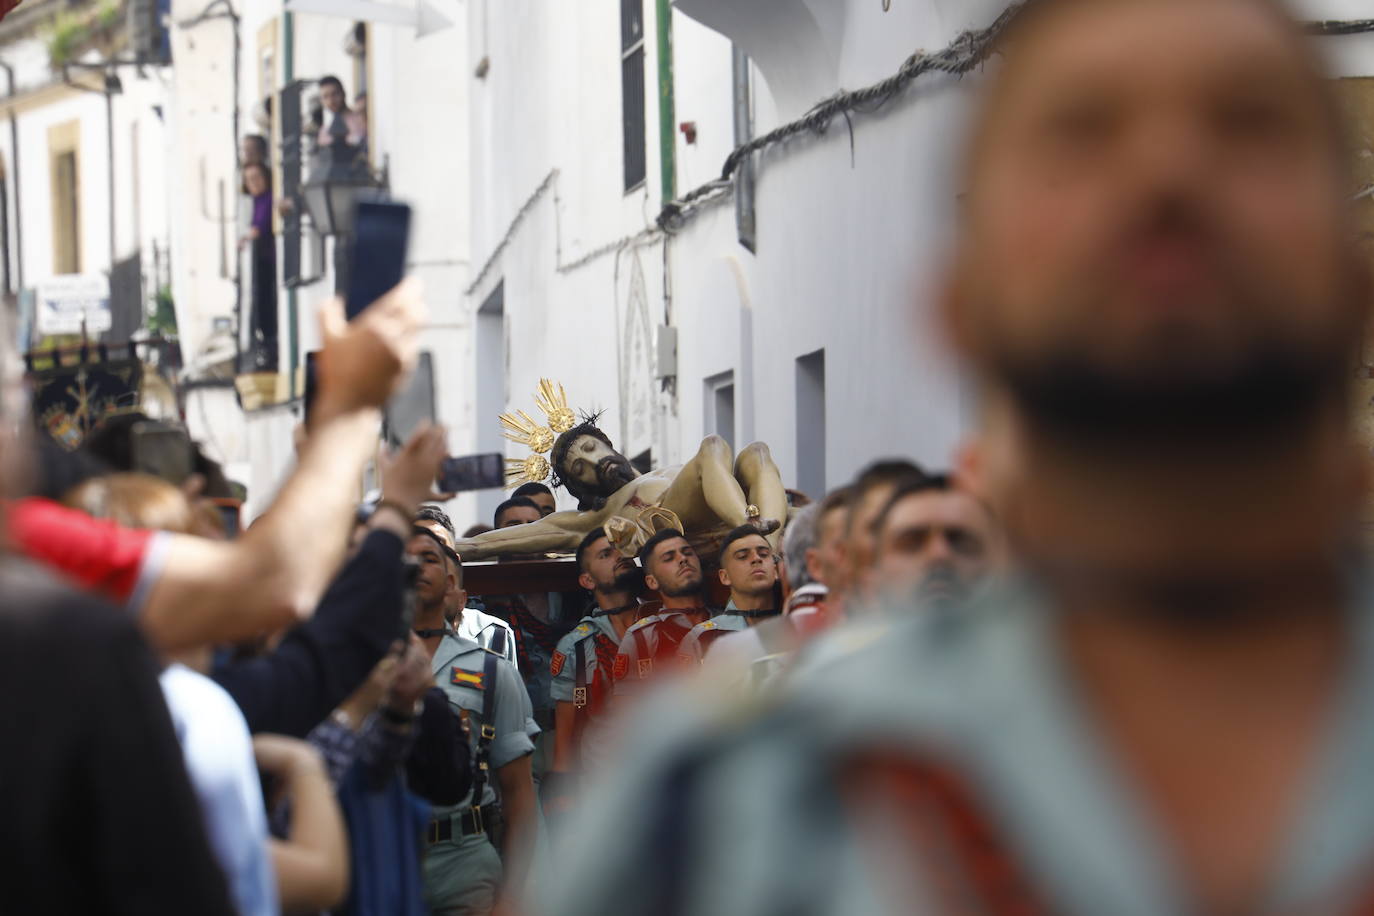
[451,667,485,689]
[550,651,566,677]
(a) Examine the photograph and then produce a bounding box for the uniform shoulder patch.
[550,651,567,677]
[575,623,591,636]
[700,621,717,631]
[450,667,485,689]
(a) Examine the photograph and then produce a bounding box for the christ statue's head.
[551,420,639,511]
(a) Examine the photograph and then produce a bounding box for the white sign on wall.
[36,274,112,335]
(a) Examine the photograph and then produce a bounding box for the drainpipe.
[654,0,675,205]
[284,9,299,396]
[106,88,115,266]
[731,46,755,253]
[0,61,21,292]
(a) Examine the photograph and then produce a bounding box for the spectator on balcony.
[313,76,368,164]
[240,134,268,171]
[239,162,278,370]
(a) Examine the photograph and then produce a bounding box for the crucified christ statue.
[453,419,787,561]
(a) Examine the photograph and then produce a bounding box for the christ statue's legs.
[734,441,788,547]
[659,435,754,532]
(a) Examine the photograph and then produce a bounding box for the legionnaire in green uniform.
[679,526,781,665]
[414,506,518,663]
[613,530,717,696]
[546,528,651,809]
[407,528,539,915]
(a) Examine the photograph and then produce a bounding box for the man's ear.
[443,568,458,599]
[718,567,731,588]
[578,571,596,592]
[453,588,468,610]
[644,571,661,593]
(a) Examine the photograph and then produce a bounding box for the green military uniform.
[426,629,538,916]
[612,607,714,697]
[551,608,647,769]
[677,600,787,665]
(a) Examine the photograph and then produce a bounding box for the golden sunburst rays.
[506,455,552,488]
[497,379,584,488]
[534,379,576,433]
[499,409,556,454]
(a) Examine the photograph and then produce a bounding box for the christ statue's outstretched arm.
[454,508,605,561]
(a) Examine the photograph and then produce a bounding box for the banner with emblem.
[27,360,142,450]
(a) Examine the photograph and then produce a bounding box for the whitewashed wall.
[457,0,1002,531]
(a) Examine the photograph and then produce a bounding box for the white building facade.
[13,0,1371,527]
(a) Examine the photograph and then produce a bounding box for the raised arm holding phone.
[9,277,429,652]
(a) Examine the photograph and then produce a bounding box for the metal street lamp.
[300,143,385,237]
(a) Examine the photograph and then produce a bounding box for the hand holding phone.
[346,201,412,321]
[438,453,506,494]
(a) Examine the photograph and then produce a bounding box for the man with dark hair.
[415,504,456,541]
[548,1,1374,912]
[407,526,538,916]
[613,530,717,695]
[493,496,541,530]
[512,482,556,517]
[413,508,516,663]
[314,74,366,154]
[678,526,780,665]
[870,474,998,608]
[547,528,650,800]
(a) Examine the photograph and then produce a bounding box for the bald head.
[947,0,1364,444]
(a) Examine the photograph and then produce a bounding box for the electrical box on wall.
[655,326,678,379]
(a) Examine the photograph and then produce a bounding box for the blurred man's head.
[949,0,1359,447]
[808,487,855,593]
[872,474,997,606]
[847,461,927,592]
[513,482,556,517]
[577,527,643,598]
[782,502,821,592]
[406,529,459,614]
[944,0,1364,598]
[493,496,541,529]
[319,76,346,113]
[638,529,704,600]
[718,526,779,603]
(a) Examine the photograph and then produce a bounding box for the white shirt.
[160,663,279,916]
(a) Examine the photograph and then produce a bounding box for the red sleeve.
[7,498,157,608]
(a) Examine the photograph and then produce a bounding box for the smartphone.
[131,421,194,485]
[345,201,412,321]
[303,350,320,427]
[438,453,507,494]
[384,351,435,447]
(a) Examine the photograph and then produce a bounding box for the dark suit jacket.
[215,529,406,736]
